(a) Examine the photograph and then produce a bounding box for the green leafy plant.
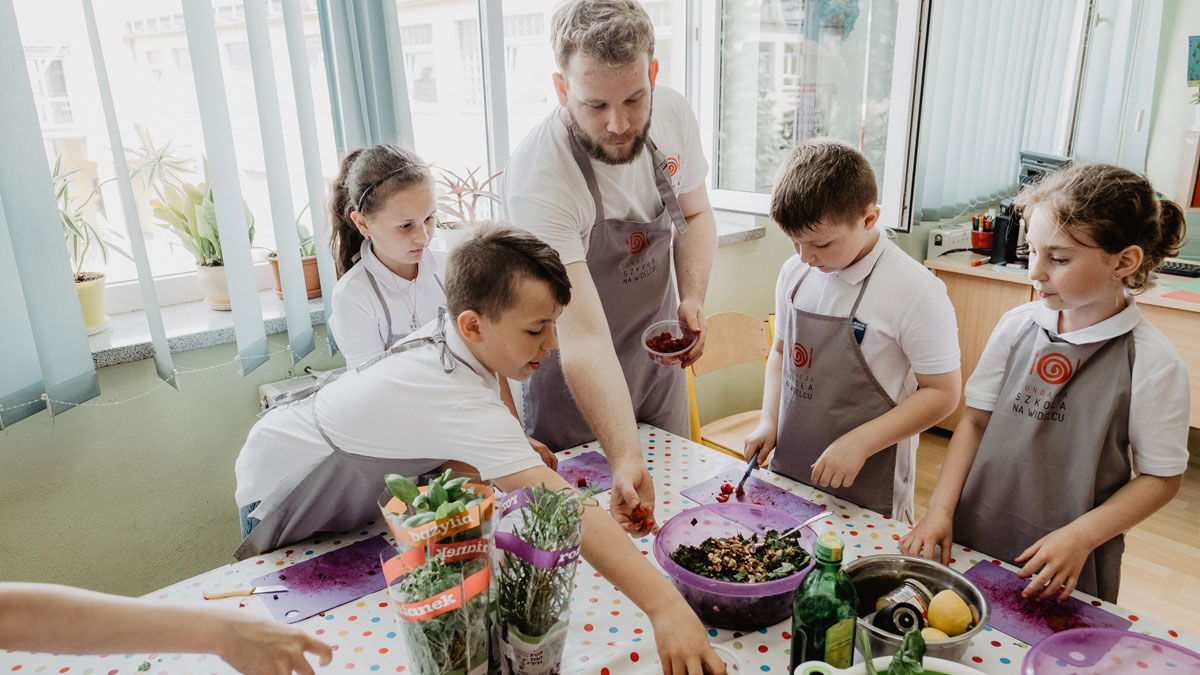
[52,156,131,281]
[383,470,489,674]
[1191,87,1200,106]
[861,627,927,675]
[435,166,501,229]
[131,126,254,267]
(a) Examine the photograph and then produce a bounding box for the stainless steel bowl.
[843,554,991,663]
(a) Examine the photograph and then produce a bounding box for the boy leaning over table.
[233,224,726,675]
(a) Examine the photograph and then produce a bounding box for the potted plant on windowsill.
[53,156,131,335]
[265,210,322,300]
[433,165,502,251]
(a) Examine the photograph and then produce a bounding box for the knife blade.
[203,585,289,600]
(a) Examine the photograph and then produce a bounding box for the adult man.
[501,0,717,533]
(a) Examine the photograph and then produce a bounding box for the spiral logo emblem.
[1036,353,1074,385]
[791,342,810,369]
[666,156,680,176]
[627,232,648,254]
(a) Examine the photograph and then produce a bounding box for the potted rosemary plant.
[493,484,593,675]
[53,156,130,335]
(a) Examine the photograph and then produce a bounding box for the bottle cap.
[815,532,844,563]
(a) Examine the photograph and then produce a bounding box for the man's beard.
[565,104,653,166]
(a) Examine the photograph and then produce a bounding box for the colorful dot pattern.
[2,426,1198,675]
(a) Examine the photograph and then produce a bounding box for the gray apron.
[360,242,445,357]
[522,132,690,451]
[235,308,470,560]
[954,321,1134,602]
[771,264,904,518]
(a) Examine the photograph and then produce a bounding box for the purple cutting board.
[964,561,1131,645]
[250,535,392,624]
[681,470,826,523]
[556,451,613,492]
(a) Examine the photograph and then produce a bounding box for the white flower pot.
[195,263,231,310]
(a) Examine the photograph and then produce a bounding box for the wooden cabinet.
[926,253,1200,431]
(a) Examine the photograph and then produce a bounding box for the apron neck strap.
[788,254,881,317]
[566,128,607,225]
[375,306,477,375]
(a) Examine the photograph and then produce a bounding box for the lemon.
[927,589,973,636]
[922,627,950,641]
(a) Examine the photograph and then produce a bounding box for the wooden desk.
[926,252,1200,430]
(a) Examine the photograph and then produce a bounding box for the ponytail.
[329,148,366,276]
[327,144,432,275]
[1153,198,1187,262]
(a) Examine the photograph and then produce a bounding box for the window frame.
[691,0,928,232]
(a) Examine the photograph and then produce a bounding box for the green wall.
[0,328,345,596]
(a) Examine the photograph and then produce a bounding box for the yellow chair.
[686,311,773,459]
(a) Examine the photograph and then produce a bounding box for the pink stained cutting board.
[681,470,826,524]
[963,560,1131,645]
[249,535,392,624]
[556,451,613,492]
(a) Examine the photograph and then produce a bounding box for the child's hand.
[1014,526,1092,602]
[810,432,871,489]
[650,600,728,675]
[743,423,776,467]
[214,611,332,675]
[527,435,557,470]
[899,509,954,565]
[610,460,658,535]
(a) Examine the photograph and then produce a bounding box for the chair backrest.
[691,311,770,377]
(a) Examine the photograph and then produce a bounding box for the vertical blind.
[914,0,1082,221]
[0,0,100,428]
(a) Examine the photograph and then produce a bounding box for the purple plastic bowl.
[653,502,817,630]
[1022,627,1200,674]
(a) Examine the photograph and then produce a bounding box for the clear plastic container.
[652,502,817,630]
[1022,627,1200,674]
[641,319,698,364]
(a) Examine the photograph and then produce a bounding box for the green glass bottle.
[790,532,859,671]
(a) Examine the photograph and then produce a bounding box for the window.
[399,24,436,104]
[697,0,920,225]
[25,49,74,129]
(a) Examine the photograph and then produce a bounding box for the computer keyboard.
[1157,260,1200,278]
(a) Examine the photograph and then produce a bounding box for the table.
[4,426,1198,675]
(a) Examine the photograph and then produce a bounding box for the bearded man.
[499,0,717,537]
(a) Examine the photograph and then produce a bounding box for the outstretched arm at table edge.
[745,338,785,465]
[811,368,962,490]
[493,466,726,675]
[557,260,658,534]
[671,184,717,369]
[0,583,332,675]
[1015,471,1182,601]
[899,405,991,564]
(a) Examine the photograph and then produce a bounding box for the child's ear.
[457,310,485,344]
[350,210,371,238]
[861,204,881,230]
[1114,244,1144,280]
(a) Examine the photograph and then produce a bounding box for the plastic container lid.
[1022,627,1200,674]
[816,532,844,562]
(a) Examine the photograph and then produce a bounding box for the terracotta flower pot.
[267,253,322,299]
[195,263,231,310]
[74,272,107,335]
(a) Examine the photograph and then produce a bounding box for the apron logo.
[791,342,813,368]
[665,155,680,176]
[1031,352,1077,385]
[627,232,649,255]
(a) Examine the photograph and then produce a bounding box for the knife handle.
[203,587,254,600]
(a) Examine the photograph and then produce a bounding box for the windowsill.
[714,210,766,246]
[88,290,327,369]
[89,215,759,369]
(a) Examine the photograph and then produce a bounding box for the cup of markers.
[970,214,994,249]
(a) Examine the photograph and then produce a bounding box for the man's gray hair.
[551,0,655,71]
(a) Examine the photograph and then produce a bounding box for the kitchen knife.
[203,585,289,600]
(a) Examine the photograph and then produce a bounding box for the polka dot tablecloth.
[4,426,1198,675]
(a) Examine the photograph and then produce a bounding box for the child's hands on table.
[810,432,871,489]
[899,508,954,565]
[1015,526,1092,602]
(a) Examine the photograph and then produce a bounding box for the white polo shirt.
[234,321,545,517]
[774,232,962,464]
[964,298,1191,476]
[328,238,447,369]
[499,85,708,265]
